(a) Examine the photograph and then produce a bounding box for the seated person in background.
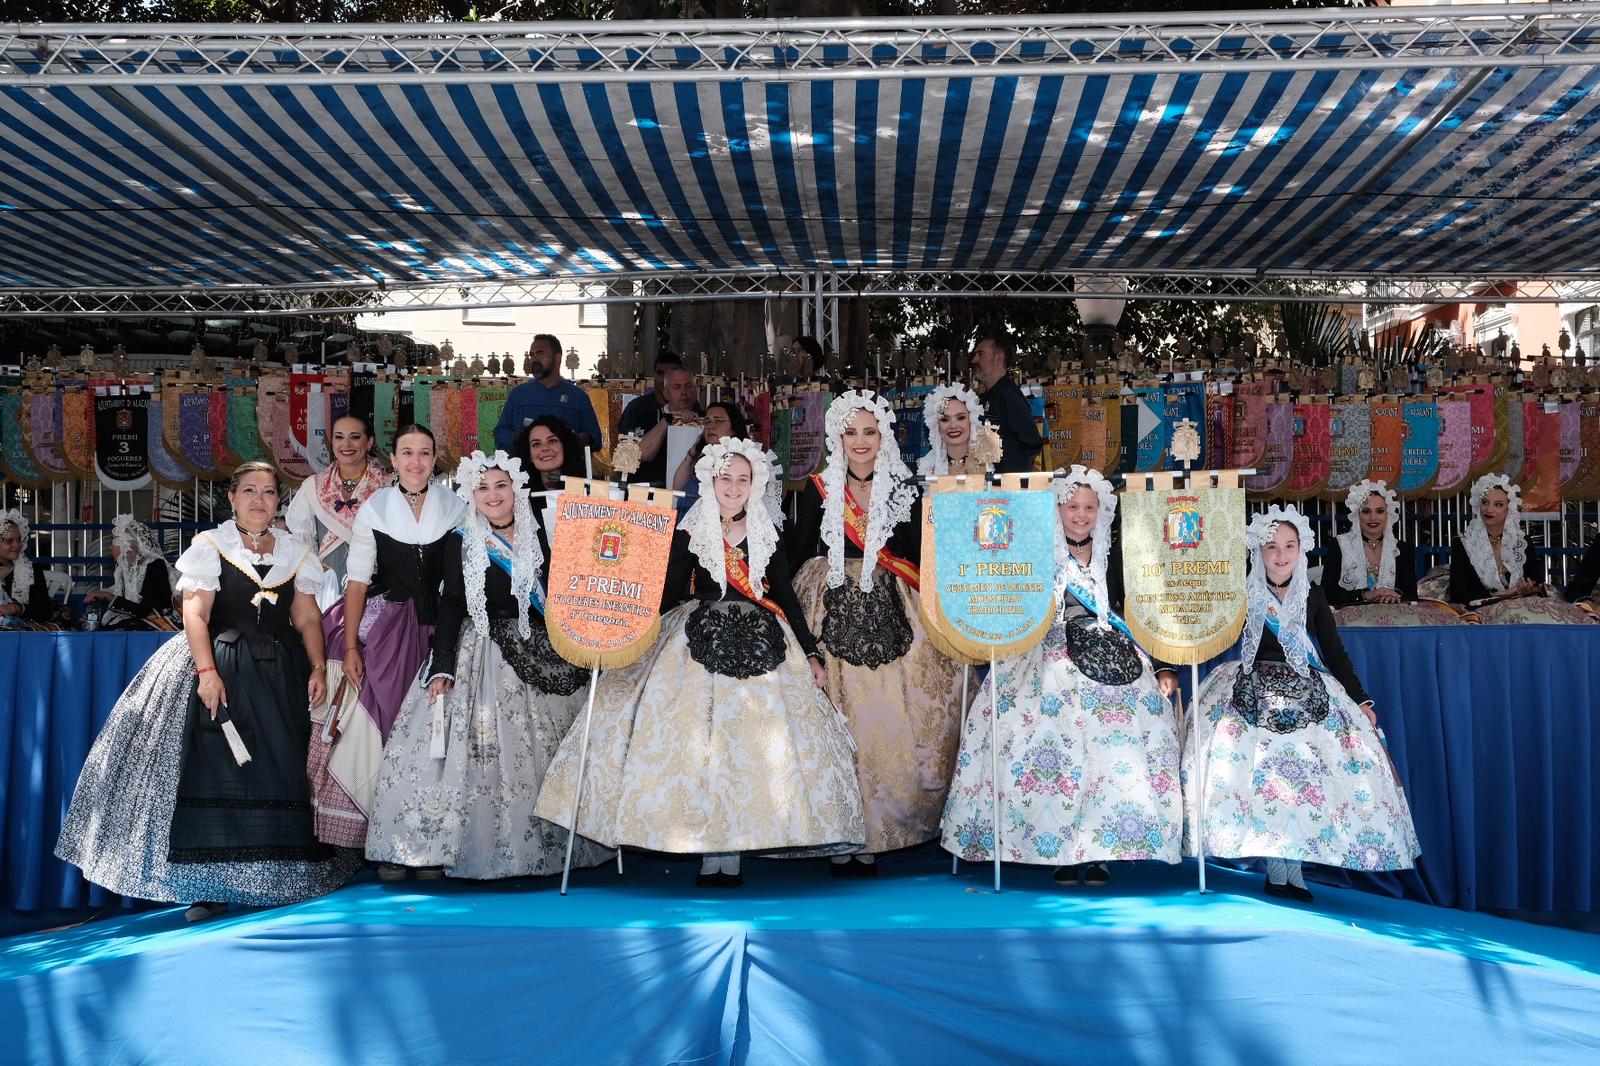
[671,401,749,507]
[1448,475,1544,606]
[1321,480,1419,607]
[84,515,177,627]
[0,509,54,626]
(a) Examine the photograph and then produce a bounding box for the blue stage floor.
[4,850,1598,1065]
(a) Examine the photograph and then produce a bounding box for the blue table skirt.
[3,628,1597,914]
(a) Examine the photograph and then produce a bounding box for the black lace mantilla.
[1231,659,1331,733]
[1058,615,1143,686]
[686,601,787,678]
[489,617,590,696]
[820,570,913,668]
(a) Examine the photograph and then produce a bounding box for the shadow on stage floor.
[4,847,1598,1065]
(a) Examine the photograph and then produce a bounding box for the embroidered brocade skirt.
[56,634,360,905]
[534,600,865,856]
[1182,661,1421,870]
[366,621,611,879]
[940,619,1183,867]
[793,557,964,854]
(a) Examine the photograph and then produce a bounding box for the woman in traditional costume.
[1183,506,1419,903]
[83,514,177,629]
[1445,475,1590,623]
[787,390,964,877]
[312,425,466,864]
[57,462,359,921]
[0,510,54,628]
[1317,480,1457,627]
[284,414,392,610]
[367,451,609,879]
[536,440,864,888]
[916,383,985,477]
[941,466,1182,887]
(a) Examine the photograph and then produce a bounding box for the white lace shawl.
[821,389,918,592]
[764,448,786,530]
[455,450,540,640]
[1052,465,1117,627]
[1459,473,1526,592]
[1241,505,1316,677]
[0,510,33,608]
[683,438,778,596]
[1335,479,1399,592]
[916,383,986,476]
[109,513,174,602]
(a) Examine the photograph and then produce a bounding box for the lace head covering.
[821,389,918,591]
[683,438,778,596]
[1460,473,1526,592]
[0,509,32,608]
[454,450,540,640]
[110,514,173,601]
[1242,505,1316,676]
[1336,479,1400,592]
[1052,465,1117,627]
[916,383,986,476]
[763,448,786,531]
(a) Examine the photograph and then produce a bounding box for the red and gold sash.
[811,474,920,591]
[724,542,788,623]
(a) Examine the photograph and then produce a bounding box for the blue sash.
[1262,602,1328,674]
[478,528,547,615]
[1058,557,1146,657]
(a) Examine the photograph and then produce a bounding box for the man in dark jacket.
[972,334,1044,473]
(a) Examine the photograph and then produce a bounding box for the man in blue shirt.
[493,333,603,455]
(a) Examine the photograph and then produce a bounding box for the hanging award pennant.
[1077,395,1112,472]
[1230,380,1271,468]
[1042,385,1082,470]
[749,390,774,450]
[301,383,332,470]
[60,386,97,478]
[769,404,793,480]
[94,386,153,491]
[477,384,508,455]
[1283,400,1331,501]
[1163,381,1206,471]
[1500,397,1525,480]
[178,387,225,479]
[261,378,313,485]
[786,390,828,487]
[1366,399,1405,486]
[349,363,378,426]
[144,391,197,489]
[1432,398,1475,498]
[1118,476,1248,665]
[1559,401,1582,490]
[1245,400,1293,497]
[1571,395,1600,503]
[544,482,678,670]
[457,385,480,457]
[410,376,434,428]
[1206,392,1234,470]
[434,384,462,466]
[1396,400,1439,499]
[1322,399,1371,500]
[289,370,324,450]
[1128,386,1169,473]
[918,474,992,667]
[1521,399,1562,515]
[24,387,74,481]
[373,378,399,452]
[928,477,1056,662]
[208,388,243,471]
[0,388,47,487]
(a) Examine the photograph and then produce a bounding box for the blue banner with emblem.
[928,489,1056,660]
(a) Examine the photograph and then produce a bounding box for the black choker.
[402,484,428,503]
[1065,534,1093,548]
[489,518,515,530]
[1362,535,1385,548]
[235,522,271,539]
[849,469,875,483]
[1268,576,1293,590]
[721,509,747,524]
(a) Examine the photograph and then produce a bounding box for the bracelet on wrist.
[195,666,216,676]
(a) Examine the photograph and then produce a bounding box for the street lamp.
[1074,276,1128,365]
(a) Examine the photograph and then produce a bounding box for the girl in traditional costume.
[367,451,609,879]
[312,425,466,863]
[1318,480,1458,627]
[0,510,53,628]
[1445,475,1590,623]
[57,462,359,921]
[83,514,177,629]
[941,466,1182,886]
[788,390,964,877]
[915,383,985,477]
[284,414,392,610]
[1183,505,1419,902]
[536,440,864,888]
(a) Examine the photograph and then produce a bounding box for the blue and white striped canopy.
[4,59,1600,291]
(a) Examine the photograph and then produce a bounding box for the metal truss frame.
[5,272,1598,319]
[5,5,1600,86]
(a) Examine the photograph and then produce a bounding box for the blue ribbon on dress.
[480,529,547,615]
[1262,602,1329,674]
[1058,557,1147,659]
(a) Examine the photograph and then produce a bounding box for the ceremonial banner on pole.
[926,476,1057,661]
[1230,380,1271,468]
[1322,399,1371,501]
[1283,401,1331,501]
[1206,393,1233,470]
[1077,395,1117,473]
[1433,398,1475,498]
[1559,401,1582,490]
[1163,382,1207,472]
[1500,398,1525,481]
[143,393,197,489]
[1118,479,1248,665]
[0,387,47,487]
[1521,400,1562,515]
[545,483,677,670]
[1396,400,1440,499]
[1366,400,1405,486]
[1128,386,1169,473]
[24,388,73,481]
[786,390,827,487]
[1572,395,1600,503]
[60,386,97,478]
[919,474,1010,667]
[1042,385,1082,471]
[93,386,152,492]
[1244,401,1293,497]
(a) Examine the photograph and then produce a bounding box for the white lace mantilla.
[456,450,541,640]
[1460,473,1526,592]
[1,509,34,608]
[1336,479,1399,592]
[1052,465,1117,627]
[916,383,986,476]
[683,438,779,595]
[1242,505,1316,676]
[821,390,918,592]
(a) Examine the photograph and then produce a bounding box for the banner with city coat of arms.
[926,477,1057,662]
[544,482,677,670]
[1119,481,1248,665]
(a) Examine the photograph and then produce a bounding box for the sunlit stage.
[3,849,1598,1064]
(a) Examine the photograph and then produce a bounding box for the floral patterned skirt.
[940,624,1182,867]
[1182,661,1420,870]
[365,623,612,879]
[794,557,965,854]
[534,601,865,855]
